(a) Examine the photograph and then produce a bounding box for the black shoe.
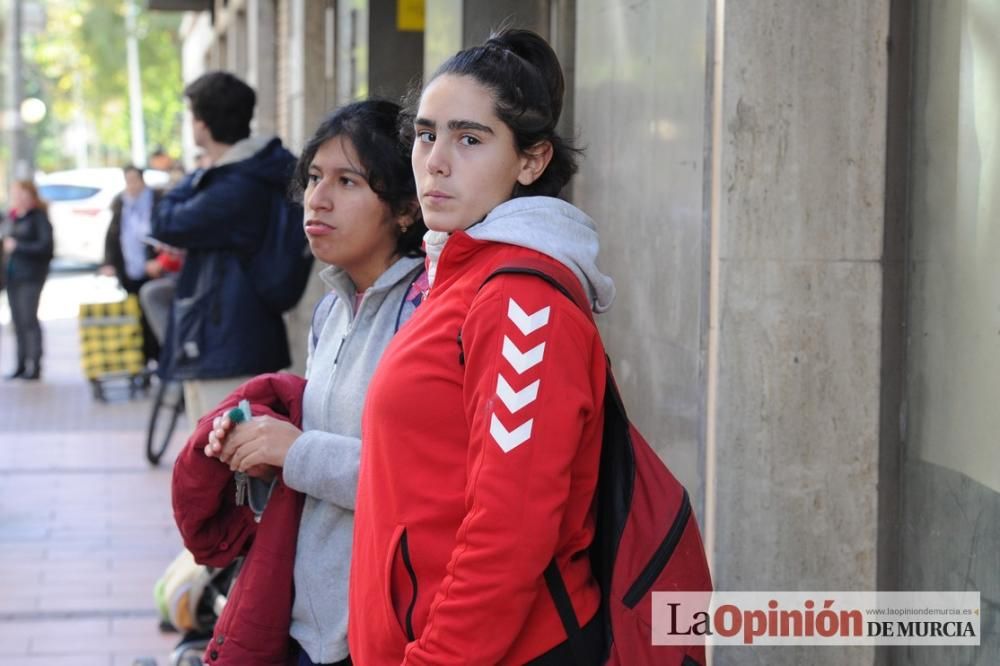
[20,362,40,381]
[4,365,25,380]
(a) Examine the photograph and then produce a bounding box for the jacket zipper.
[332,299,361,367]
[621,489,692,609]
[399,529,419,641]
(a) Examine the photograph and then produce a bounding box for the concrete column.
[574,0,711,515]
[288,0,329,152]
[424,0,462,79]
[227,7,248,77]
[710,2,890,663]
[247,0,277,137]
[368,0,422,101]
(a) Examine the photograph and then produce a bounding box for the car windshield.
[38,184,102,202]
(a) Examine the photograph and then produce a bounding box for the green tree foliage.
[28,0,182,171]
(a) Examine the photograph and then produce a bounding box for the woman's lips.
[305,220,335,236]
[423,190,453,206]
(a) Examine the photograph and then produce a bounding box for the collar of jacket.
[318,254,425,305]
[215,135,276,167]
[430,229,491,287]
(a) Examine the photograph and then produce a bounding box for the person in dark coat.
[3,180,54,380]
[152,70,299,424]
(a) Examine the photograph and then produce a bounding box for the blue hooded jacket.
[153,136,299,380]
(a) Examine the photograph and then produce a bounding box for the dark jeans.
[7,279,45,367]
[121,275,160,364]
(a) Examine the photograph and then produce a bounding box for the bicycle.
[146,377,185,466]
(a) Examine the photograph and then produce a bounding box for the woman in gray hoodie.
[205,100,428,666]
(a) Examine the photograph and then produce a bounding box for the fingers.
[205,414,233,458]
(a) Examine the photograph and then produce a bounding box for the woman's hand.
[3,237,16,253]
[205,413,234,458]
[216,415,302,476]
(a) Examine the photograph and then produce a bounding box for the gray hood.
[465,196,615,313]
[214,135,275,167]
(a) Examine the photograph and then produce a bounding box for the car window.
[38,184,102,202]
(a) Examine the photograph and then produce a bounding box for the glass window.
[37,184,102,202]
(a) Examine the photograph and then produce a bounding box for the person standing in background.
[101,165,165,363]
[3,180,54,381]
[152,71,298,425]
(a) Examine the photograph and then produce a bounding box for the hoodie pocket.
[383,525,419,642]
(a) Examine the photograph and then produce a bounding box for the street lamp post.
[4,0,29,184]
[125,0,147,167]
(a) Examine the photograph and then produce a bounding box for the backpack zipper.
[621,489,692,609]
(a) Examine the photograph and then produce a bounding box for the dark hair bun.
[485,28,565,127]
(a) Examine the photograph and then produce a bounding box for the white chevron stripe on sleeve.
[501,336,546,374]
[490,414,533,453]
[507,298,551,336]
[496,375,540,414]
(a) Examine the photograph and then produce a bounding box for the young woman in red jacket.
[349,28,616,665]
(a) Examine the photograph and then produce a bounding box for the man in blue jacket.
[153,71,299,424]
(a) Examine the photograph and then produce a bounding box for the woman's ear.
[516,141,554,187]
[395,199,421,232]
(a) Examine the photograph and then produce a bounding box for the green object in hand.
[227,399,252,424]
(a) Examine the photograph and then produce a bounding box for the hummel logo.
[508,299,551,336]
[489,414,533,453]
[496,375,540,413]
[502,337,545,374]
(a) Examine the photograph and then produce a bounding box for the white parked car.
[35,167,170,265]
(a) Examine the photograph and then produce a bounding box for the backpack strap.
[393,266,430,333]
[482,258,594,322]
[543,560,590,665]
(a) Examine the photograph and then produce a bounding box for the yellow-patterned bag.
[78,295,145,380]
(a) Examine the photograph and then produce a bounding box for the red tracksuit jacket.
[350,231,606,665]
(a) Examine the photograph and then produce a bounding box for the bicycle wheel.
[146,380,185,466]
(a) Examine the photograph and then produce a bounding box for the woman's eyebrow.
[448,120,494,134]
[413,117,494,135]
[309,165,366,178]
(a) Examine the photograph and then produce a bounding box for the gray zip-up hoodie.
[281,255,425,663]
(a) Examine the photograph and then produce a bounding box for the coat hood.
[213,135,296,190]
[464,196,615,313]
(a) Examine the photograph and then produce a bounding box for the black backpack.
[244,192,313,313]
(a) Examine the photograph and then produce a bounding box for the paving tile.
[1,282,187,663]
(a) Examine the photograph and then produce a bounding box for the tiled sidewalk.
[1,274,189,665]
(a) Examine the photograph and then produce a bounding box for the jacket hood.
[465,196,615,312]
[214,135,295,190]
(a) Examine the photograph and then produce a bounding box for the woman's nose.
[307,181,332,211]
[424,142,449,176]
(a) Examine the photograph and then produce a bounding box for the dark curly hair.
[401,28,581,198]
[292,100,425,257]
